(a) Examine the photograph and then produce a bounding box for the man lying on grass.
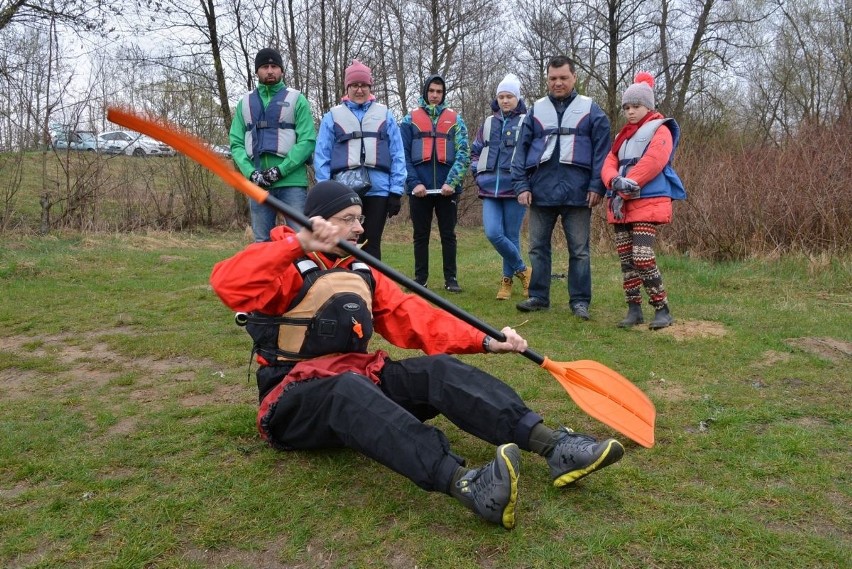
[210,180,624,529]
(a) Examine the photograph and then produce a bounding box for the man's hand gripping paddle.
[107,108,656,448]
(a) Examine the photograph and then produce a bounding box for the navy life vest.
[476,113,526,173]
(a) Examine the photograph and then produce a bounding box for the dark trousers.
[262,354,542,493]
[409,194,458,283]
[358,195,390,260]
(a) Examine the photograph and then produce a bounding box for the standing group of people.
[231,51,470,293]
[474,57,685,330]
[214,47,687,531]
[230,49,685,329]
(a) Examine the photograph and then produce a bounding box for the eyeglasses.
[348,83,371,91]
[330,214,365,226]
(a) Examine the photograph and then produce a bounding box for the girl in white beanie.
[601,72,687,330]
[470,73,532,300]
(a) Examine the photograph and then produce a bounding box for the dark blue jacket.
[511,91,611,206]
[471,99,528,198]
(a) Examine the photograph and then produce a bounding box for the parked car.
[51,130,99,152]
[98,130,175,157]
[209,144,232,158]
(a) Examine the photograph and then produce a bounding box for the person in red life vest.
[313,59,406,260]
[471,73,533,301]
[400,75,470,293]
[511,56,611,320]
[210,180,625,530]
[230,48,317,242]
[601,72,687,330]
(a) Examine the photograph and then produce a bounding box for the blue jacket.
[314,97,406,197]
[471,98,528,198]
[511,91,611,206]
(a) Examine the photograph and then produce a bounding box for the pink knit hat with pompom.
[622,72,655,109]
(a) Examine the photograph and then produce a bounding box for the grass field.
[1,224,850,568]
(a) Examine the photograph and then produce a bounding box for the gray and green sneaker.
[455,443,521,529]
[546,428,624,487]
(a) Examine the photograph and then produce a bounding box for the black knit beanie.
[304,181,362,219]
[255,48,284,72]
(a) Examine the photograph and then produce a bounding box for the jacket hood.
[421,74,446,105]
[490,97,527,116]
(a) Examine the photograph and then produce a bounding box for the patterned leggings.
[614,222,667,308]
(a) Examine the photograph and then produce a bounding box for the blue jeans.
[482,198,528,277]
[527,205,592,307]
[249,186,307,242]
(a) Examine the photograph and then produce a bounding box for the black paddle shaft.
[263,193,546,366]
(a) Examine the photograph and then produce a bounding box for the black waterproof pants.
[262,354,543,494]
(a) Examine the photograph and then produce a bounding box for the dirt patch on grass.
[0,331,245,409]
[646,380,691,402]
[656,320,728,340]
[754,350,793,367]
[0,369,44,400]
[784,337,852,363]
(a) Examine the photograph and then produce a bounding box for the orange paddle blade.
[541,357,656,448]
[105,107,270,205]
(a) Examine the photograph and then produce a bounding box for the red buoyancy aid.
[408,108,458,165]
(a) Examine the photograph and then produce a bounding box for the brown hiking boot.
[515,267,532,297]
[496,277,513,300]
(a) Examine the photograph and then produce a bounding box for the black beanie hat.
[304,181,362,219]
[255,48,284,72]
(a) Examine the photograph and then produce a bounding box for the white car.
[98,130,175,157]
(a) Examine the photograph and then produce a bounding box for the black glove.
[611,195,625,220]
[612,176,641,198]
[250,170,268,187]
[262,166,282,185]
[387,193,401,218]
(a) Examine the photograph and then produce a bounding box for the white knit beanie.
[622,72,655,109]
[496,73,522,99]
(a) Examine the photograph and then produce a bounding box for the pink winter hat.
[622,72,655,109]
[345,59,373,87]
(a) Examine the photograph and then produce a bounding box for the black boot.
[649,305,674,330]
[618,303,644,328]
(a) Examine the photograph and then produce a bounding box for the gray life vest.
[527,95,593,168]
[241,88,301,160]
[329,103,392,174]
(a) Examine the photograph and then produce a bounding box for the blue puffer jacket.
[511,91,611,207]
[471,98,528,199]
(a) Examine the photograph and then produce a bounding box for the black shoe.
[516,297,550,312]
[455,444,521,529]
[618,303,644,328]
[649,305,674,330]
[546,428,624,487]
[571,303,590,320]
[444,279,462,293]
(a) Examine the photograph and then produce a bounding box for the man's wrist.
[482,336,492,353]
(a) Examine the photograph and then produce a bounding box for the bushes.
[3,118,850,259]
[665,116,851,259]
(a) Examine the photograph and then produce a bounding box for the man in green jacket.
[230,48,317,241]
